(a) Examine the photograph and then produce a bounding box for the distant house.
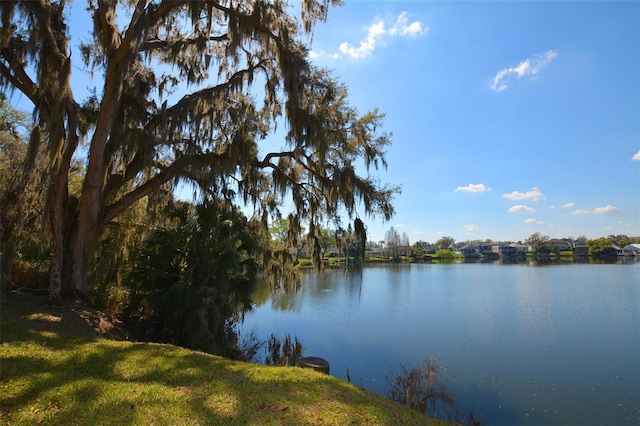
[457,243,501,258]
[549,239,573,251]
[458,244,481,258]
[573,240,588,255]
[622,244,640,256]
[423,245,438,255]
[478,244,496,256]
[365,247,384,258]
[490,242,518,256]
[510,243,531,254]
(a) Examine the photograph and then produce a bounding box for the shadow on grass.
[1,292,434,425]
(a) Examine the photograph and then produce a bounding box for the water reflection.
[459,257,633,266]
[243,262,640,425]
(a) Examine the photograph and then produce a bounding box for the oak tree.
[0,0,398,302]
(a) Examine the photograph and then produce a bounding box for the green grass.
[0,292,441,425]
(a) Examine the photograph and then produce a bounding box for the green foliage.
[0,93,29,179]
[0,94,47,294]
[123,200,261,358]
[525,232,553,255]
[296,258,313,268]
[413,240,431,252]
[326,257,345,267]
[587,237,616,257]
[333,224,364,267]
[608,234,633,248]
[434,249,456,259]
[435,236,455,251]
[270,218,291,243]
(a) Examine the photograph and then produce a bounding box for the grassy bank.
[0,292,440,425]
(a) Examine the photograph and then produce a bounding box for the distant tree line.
[380,228,639,261]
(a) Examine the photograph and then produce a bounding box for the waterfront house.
[573,239,589,255]
[490,242,519,256]
[457,243,501,258]
[510,243,532,254]
[458,244,481,258]
[549,239,573,251]
[622,244,640,256]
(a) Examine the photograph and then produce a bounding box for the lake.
[241,260,640,425]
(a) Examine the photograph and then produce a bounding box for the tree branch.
[0,59,40,107]
[103,151,226,223]
[141,34,228,52]
[252,150,297,168]
[144,60,269,133]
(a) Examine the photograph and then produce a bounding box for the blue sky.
[301,1,640,243]
[8,1,639,245]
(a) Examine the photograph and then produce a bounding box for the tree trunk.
[70,220,100,300]
[67,49,125,299]
[0,238,15,295]
[70,135,110,298]
[48,99,80,303]
[49,215,64,303]
[48,168,69,304]
[1,196,18,295]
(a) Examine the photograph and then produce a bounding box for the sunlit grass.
[1,294,443,425]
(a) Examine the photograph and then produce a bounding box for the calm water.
[242,261,640,425]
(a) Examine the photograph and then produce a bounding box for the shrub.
[434,249,455,259]
[123,200,260,358]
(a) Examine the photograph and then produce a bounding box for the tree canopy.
[0,93,47,293]
[435,236,455,251]
[525,232,552,255]
[0,0,398,302]
[587,237,617,258]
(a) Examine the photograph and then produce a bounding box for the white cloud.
[571,205,618,215]
[308,49,340,60]
[502,187,544,201]
[632,150,640,161]
[401,21,426,36]
[463,224,479,233]
[490,50,558,91]
[455,183,491,193]
[550,202,576,209]
[593,205,618,215]
[338,21,385,59]
[508,205,536,213]
[525,218,544,224]
[320,12,427,60]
